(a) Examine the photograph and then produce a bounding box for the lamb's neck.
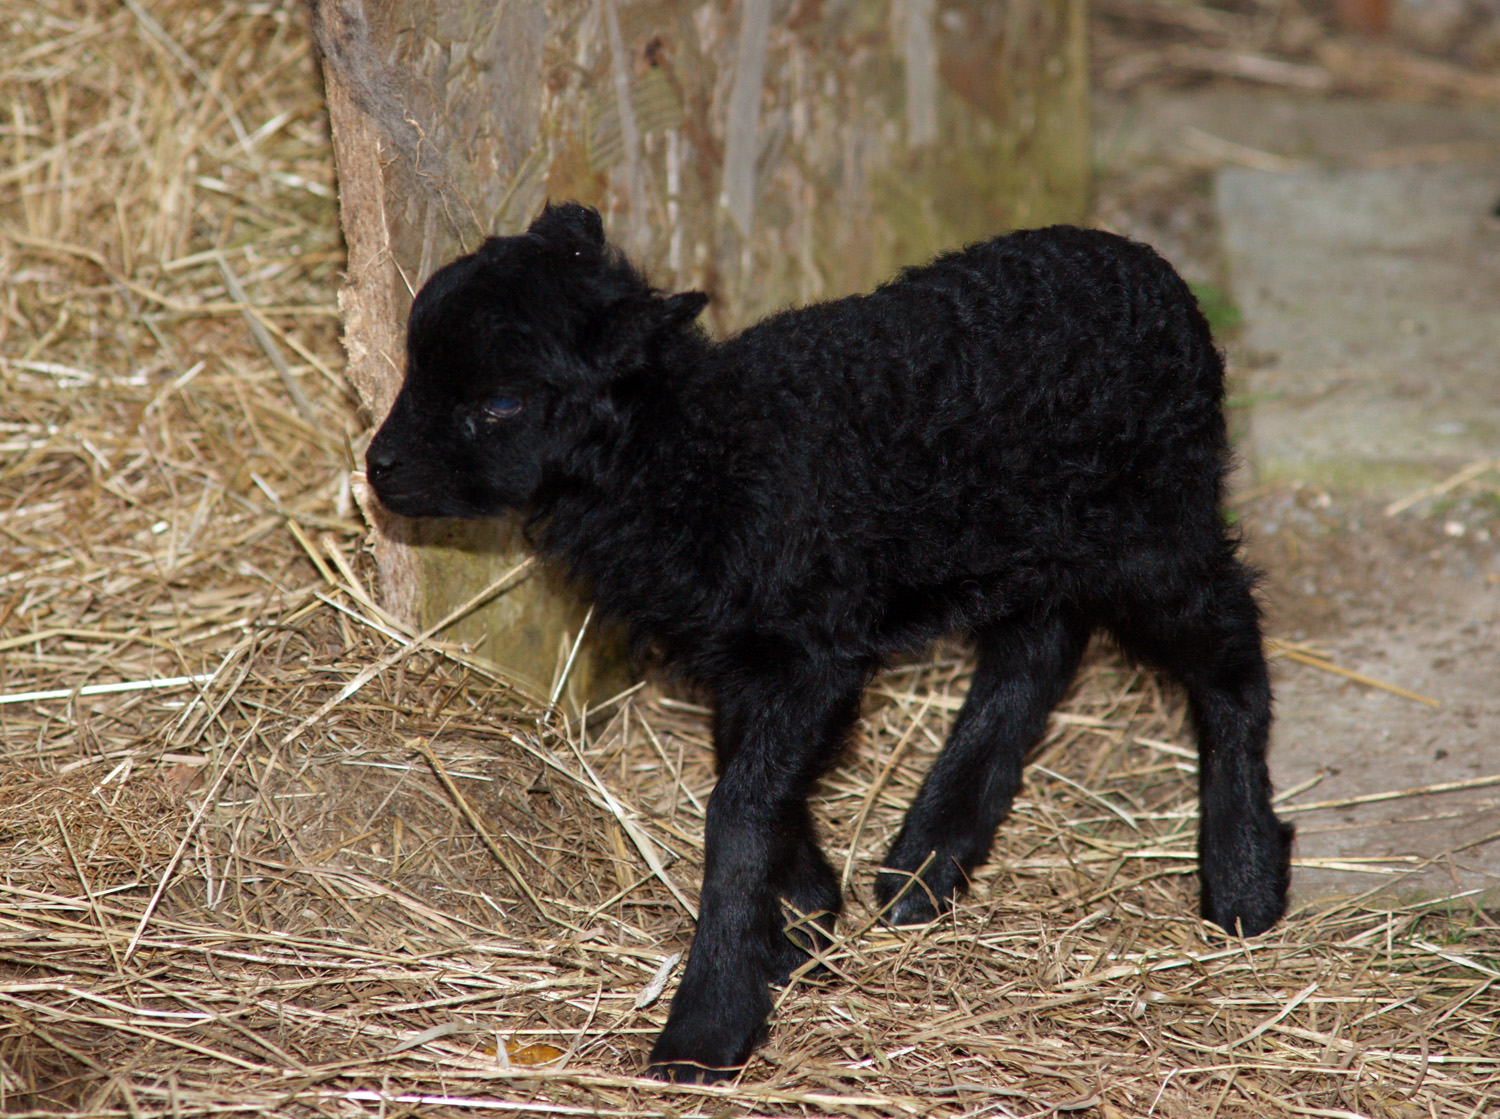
[541,347,748,578]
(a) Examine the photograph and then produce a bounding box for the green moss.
[1189,281,1243,338]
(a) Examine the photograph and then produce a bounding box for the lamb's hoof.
[1201,819,1293,938]
[647,987,767,1084]
[647,1057,742,1085]
[647,1031,752,1084]
[771,907,837,986]
[874,870,949,927]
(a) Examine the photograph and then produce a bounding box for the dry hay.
[2,3,1498,1117]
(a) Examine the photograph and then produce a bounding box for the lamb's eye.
[482,395,523,420]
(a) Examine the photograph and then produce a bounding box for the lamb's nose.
[365,437,398,481]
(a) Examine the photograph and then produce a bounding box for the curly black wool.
[367,202,1292,1083]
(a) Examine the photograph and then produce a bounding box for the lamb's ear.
[661,291,709,328]
[529,202,606,249]
[593,290,708,381]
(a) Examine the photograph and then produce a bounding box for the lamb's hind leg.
[769,818,842,987]
[876,609,1089,926]
[1111,559,1292,936]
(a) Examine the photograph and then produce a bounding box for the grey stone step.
[1201,93,1500,914]
[1219,162,1500,494]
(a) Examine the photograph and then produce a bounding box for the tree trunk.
[315,0,1090,708]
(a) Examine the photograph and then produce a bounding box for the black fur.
[366,202,1293,1083]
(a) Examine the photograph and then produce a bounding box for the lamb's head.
[365,202,707,519]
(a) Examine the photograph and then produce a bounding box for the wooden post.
[315,0,1090,706]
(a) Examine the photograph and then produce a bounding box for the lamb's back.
[713,227,1226,550]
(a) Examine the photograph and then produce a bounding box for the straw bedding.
[1,3,1496,1116]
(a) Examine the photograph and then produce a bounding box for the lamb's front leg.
[648,666,861,1083]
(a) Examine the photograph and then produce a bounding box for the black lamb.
[364,202,1293,1083]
